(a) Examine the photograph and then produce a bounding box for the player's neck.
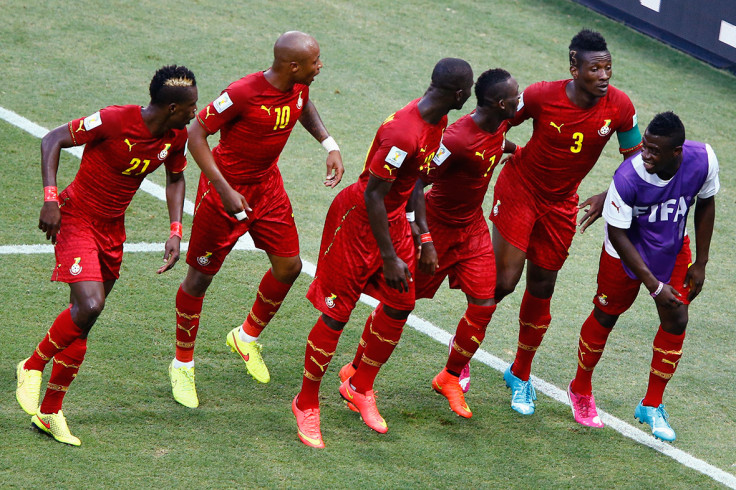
[472,108,502,133]
[566,81,601,109]
[263,68,294,92]
[417,92,452,125]
[140,105,168,137]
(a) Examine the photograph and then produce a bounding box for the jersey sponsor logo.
[297,91,303,110]
[213,92,233,113]
[383,164,396,176]
[158,143,171,160]
[598,119,612,137]
[492,199,501,216]
[69,257,82,276]
[203,106,215,120]
[597,294,608,306]
[432,143,450,166]
[611,200,621,213]
[83,112,102,131]
[260,105,272,115]
[197,252,212,266]
[382,113,396,125]
[325,293,337,308]
[385,146,407,168]
[549,121,564,133]
[124,138,137,152]
[475,150,486,160]
[74,120,86,132]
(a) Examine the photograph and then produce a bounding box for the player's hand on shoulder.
[38,201,61,244]
[577,192,606,234]
[324,151,344,188]
[684,261,706,302]
[157,236,181,274]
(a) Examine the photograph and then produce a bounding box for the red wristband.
[169,221,183,239]
[420,233,433,244]
[44,186,59,202]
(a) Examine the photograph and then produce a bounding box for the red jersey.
[353,99,447,220]
[510,80,637,200]
[66,105,187,219]
[196,71,309,184]
[426,114,511,227]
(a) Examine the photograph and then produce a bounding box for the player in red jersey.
[291,58,474,448]
[168,31,344,408]
[490,29,643,415]
[338,68,521,419]
[15,65,198,445]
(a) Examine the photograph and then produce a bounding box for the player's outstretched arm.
[577,191,606,234]
[408,179,437,275]
[608,225,682,309]
[684,195,715,301]
[187,122,250,218]
[158,169,185,274]
[365,175,411,292]
[298,100,344,187]
[39,125,74,244]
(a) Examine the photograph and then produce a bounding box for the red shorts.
[490,165,577,271]
[51,189,125,283]
[593,236,693,315]
[306,185,416,323]
[415,212,495,300]
[186,169,299,274]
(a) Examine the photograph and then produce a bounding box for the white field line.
[2,105,734,488]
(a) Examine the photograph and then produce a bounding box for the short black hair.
[431,58,473,91]
[647,111,686,147]
[569,29,608,67]
[475,68,512,107]
[150,65,196,105]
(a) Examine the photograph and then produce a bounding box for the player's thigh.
[592,248,640,316]
[527,197,577,271]
[366,221,416,312]
[449,221,495,299]
[186,192,244,274]
[490,169,537,254]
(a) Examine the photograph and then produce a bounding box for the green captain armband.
[617,124,642,154]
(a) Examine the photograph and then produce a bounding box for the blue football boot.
[504,364,537,415]
[635,400,676,442]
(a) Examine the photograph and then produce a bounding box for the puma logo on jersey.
[611,201,621,213]
[203,106,215,119]
[124,139,137,152]
[475,150,486,160]
[261,105,272,115]
[419,147,426,153]
[383,164,395,176]
[550,121,564,133]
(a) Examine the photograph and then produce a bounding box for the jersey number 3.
[570,132,583,153]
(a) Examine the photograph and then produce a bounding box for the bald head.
[274,31,319,64]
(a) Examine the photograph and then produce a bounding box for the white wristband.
[406,211,416,222]
[234,210,248,221]
[650,281,664,298]
[321,136,340,153]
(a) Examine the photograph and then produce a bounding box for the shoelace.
[655,405,670,424]
[517,381,536,404]
[180,369,196,393]
[575,395,592,417]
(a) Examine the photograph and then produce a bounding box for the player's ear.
[569,64,578,79]
[168,102,177,114]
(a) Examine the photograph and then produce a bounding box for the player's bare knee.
[72,296,106,327]
[183,267,213,297]
[383,305,411,321]
[272,256,302,284]
[321,313,346,331]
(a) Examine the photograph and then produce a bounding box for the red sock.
[511,290,551,381]
[241,269,292,338]
[298,316,343,410]
[350,306,379,368]
[642,326,685,407]
[39,337,87,414]
[446,304,496,375]
[570,312,613,396]
[25,307,83,372]
[351,305,406,393]
[175,286,205,363]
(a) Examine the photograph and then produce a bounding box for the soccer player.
[292,58,474,448]
[490,29,642,415]
[169,31,344,409]
[567,112,718,441]
[339,68,520,419]
[15,65,198,446]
